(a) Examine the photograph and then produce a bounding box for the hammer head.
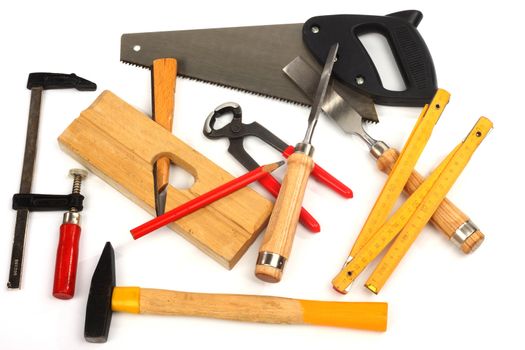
[84,242,116,343]
[27,73,97,91]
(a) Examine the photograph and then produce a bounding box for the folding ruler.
[344,89,451,267]
[332,116,492,293]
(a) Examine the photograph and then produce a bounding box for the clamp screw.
[69,168,88,198]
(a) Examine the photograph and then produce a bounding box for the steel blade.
[284,56,376,146]
[121,24,378,122]
[303,43,338,144]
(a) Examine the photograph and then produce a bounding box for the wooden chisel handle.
[112,287,387,331]
[152,58,177,190]
[255,152,314,283]
[376,147,484,253]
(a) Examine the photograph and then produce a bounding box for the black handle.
[27,73,97,91]
[12,193,84,212]
[303,10,437,106]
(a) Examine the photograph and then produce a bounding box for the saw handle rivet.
[133,45,141,52]
[355,75,365,85]
[311,25,320,34]
[476,131,482,137]
[435,103,441,109]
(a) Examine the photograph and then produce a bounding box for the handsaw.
[121,10,438,122]
[332,117,492,293]
[283,57,484,254]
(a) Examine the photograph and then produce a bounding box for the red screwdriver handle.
[282,146,353,198]
[258,173,320,233]
[53,214,82,300]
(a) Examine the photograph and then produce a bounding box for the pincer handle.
[258,173,320,233]
[282,145,353,198]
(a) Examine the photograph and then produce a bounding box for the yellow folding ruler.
[331,89,450,294]
[347,89,450,259]
[332,117,492,294]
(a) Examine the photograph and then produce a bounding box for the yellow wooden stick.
[332,145,458,290]
[365,117,493,293]
[348,90,450,258]
[332,89,450,293]
[332,117,492,293]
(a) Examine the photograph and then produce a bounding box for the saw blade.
[121,24,378,122]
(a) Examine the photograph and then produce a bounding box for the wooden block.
[58,90,272,269]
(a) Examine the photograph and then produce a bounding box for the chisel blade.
[153,162,167,217]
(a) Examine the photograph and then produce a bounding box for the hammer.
[8,73,96,289]
[85,243,388,342]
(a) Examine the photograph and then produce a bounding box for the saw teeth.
[177,74,309,108]
[119,62,309,108]
[364,118,379,124]
[121,60,151,70]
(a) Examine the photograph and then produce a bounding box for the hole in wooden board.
[357,32,407,92]
[168,162,196,190]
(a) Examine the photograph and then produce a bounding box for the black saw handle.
[303,10,437,107]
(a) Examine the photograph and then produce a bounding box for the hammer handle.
[376,147,484,253]
[131,288,387,331]
[152,58,177,190]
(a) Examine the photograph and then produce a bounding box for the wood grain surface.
[58,91,272,269]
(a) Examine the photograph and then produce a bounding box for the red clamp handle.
[258,173,320,233]
[53,221,81,299]
[282,146,353,198]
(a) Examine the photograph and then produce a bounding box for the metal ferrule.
[451,220,479,247]
[63,211,81,225]
[257,251,286,270]
[369,141,389,159]
[295,142,315,157]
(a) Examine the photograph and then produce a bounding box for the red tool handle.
[258,174,320,233]
[53,222,81,299]
[282,146,353,198]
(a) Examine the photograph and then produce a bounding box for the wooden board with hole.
[58,90,273,269]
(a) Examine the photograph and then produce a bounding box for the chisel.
[255,43,339,283]
[283,57,484,254]
[151,58,177,216]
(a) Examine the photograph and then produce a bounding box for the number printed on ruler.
[365,117,493,292]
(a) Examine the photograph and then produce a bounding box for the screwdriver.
[255,43,339,283]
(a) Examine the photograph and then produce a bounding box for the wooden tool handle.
[152,58,177,189]
[377,148,484,253]
[255,152,314,283]
[135,288,387,331]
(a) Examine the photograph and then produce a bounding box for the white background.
[1,1,523,349]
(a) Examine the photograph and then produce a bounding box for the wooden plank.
[58,90,272,269]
